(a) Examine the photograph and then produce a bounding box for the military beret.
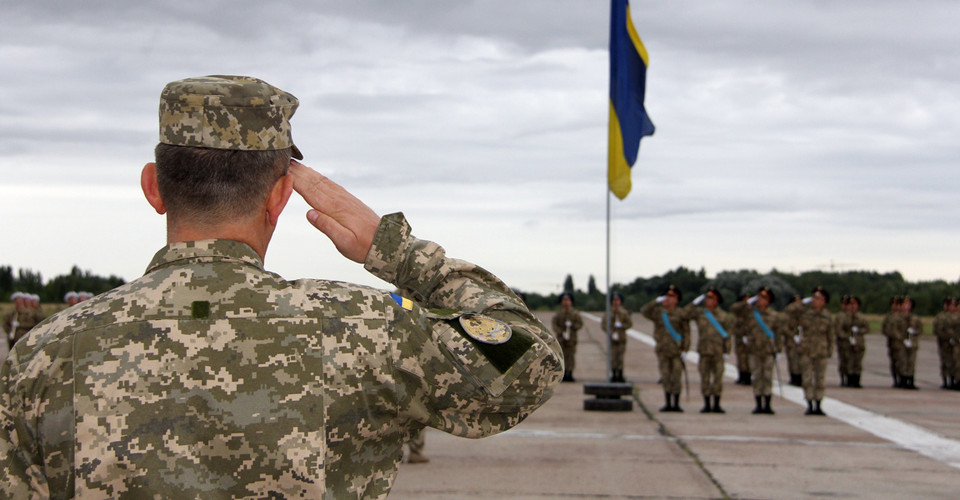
[705,286,723,304]
[159,75,303,159]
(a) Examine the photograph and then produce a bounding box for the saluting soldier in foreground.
[835,295,869,388]
[0,75,563,499]
[731,287,783,415]
[552,292,584,382]
[642,285,691,412]
[685,286,732,413]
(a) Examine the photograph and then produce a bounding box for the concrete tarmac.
[390,311,960,499]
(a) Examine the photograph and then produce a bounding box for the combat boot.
[814,399,826,416]
[711,395,725,414]
[744,372,752,385]
[905,376,918,390]
[762,395,775,415]
[660,391,673,412]
[562,371,573,382]
[804,399,815,415]
[751,395,763,414]
[849,374,861,388]
[790,373,802,387]
[672,393,683,413]
[700,396,712,414]
[407,452,430,464]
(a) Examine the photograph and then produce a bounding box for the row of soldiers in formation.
[552,286,960,417]
[1,291,94,351]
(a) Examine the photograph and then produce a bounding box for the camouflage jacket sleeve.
[364,213,563,438]
[640,300,658,321]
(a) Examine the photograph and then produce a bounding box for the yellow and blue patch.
[390,292,414,311]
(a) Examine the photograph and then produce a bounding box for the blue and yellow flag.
[608,0,655,200]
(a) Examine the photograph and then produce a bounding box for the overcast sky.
[3,0,959,296]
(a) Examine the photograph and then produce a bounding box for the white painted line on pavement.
[583,313,960,470]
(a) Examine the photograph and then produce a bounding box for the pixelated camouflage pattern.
[835,310,869,374]
[0,212,562,499]
[730,301,784,357]
[683,305,732,357]
[602,308,632,371]
[159,75,303,159]
[551,308,583,372]
[641,301,690,357]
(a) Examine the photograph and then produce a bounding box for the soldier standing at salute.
[685,286,732,413]
[604,292,632,383]
[789,287,835,416]
[732,287,783,415]
[0,75,563,498]
[835,295,869,388]
[642,285,691,412]
[552,292,584,382]
[933,297,957,389]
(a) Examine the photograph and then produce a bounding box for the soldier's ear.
[141,162,167,215]
[265,171,294,227]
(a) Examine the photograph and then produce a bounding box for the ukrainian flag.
[608,0,655,200]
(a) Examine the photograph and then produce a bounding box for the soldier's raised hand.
[289,160,381,263]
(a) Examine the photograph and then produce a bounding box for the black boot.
[736,371,746,385]
[660,391,672,412]
[673,393,683,413]
[562,371,573,382]
[941,376,949,389]
[905,376,918,390]
[850,374,861,388]
[762,395,775,414]
[616,370,625,382]
[751,395,763,414]
[840,373,848,387]
[814,399,826,416]
[790,373,802,387]
[893,373,902,388]
[700,396,712,413]
[744,372,752,385]
[805,399,815,415]
[712,395,725,414]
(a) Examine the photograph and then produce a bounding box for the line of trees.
[521,266,959,317]
[0,265,125,303]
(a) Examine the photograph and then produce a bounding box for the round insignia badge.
[459,314,513,345]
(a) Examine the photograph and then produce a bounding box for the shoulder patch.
[459,314,512,345]
[390,292,414,311]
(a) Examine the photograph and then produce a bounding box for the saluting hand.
[289,160,381,264]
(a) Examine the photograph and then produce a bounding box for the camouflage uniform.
[2,300,42,347]
[641,300,690,398]
[731,300,782,414]
[551,306,583,379]
[0,215,563,498]
[782,300,805,386]
[732,298,752,385]
[793,307,835,403]
[685,305,731,398]
[933,307,957,388]
[603,307,632,374]
[834,309,869,386]
[882,310,906,387]
[899,314,922,383]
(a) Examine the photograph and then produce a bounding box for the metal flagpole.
[605,185,612,381]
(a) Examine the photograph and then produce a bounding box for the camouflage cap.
[159,75,303,159]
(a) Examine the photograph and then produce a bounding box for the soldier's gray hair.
[154,144,291,224]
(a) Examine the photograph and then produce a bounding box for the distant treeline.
[0,265,125,303]
[520,267,959,317]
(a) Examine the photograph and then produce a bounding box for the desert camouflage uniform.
[0,213,563,499]
[835,310,869,377]
[731,301,783,397]
[641,301,690,395]
[685,305,732,397]
[794,308,835,401]
[603,308,632,372]
[552,307,583,374]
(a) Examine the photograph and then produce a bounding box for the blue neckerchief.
[705,310,729,339]
[753,309,776,340]
[661,311,682,343]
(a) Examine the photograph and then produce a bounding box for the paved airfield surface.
[390,312,960,499]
